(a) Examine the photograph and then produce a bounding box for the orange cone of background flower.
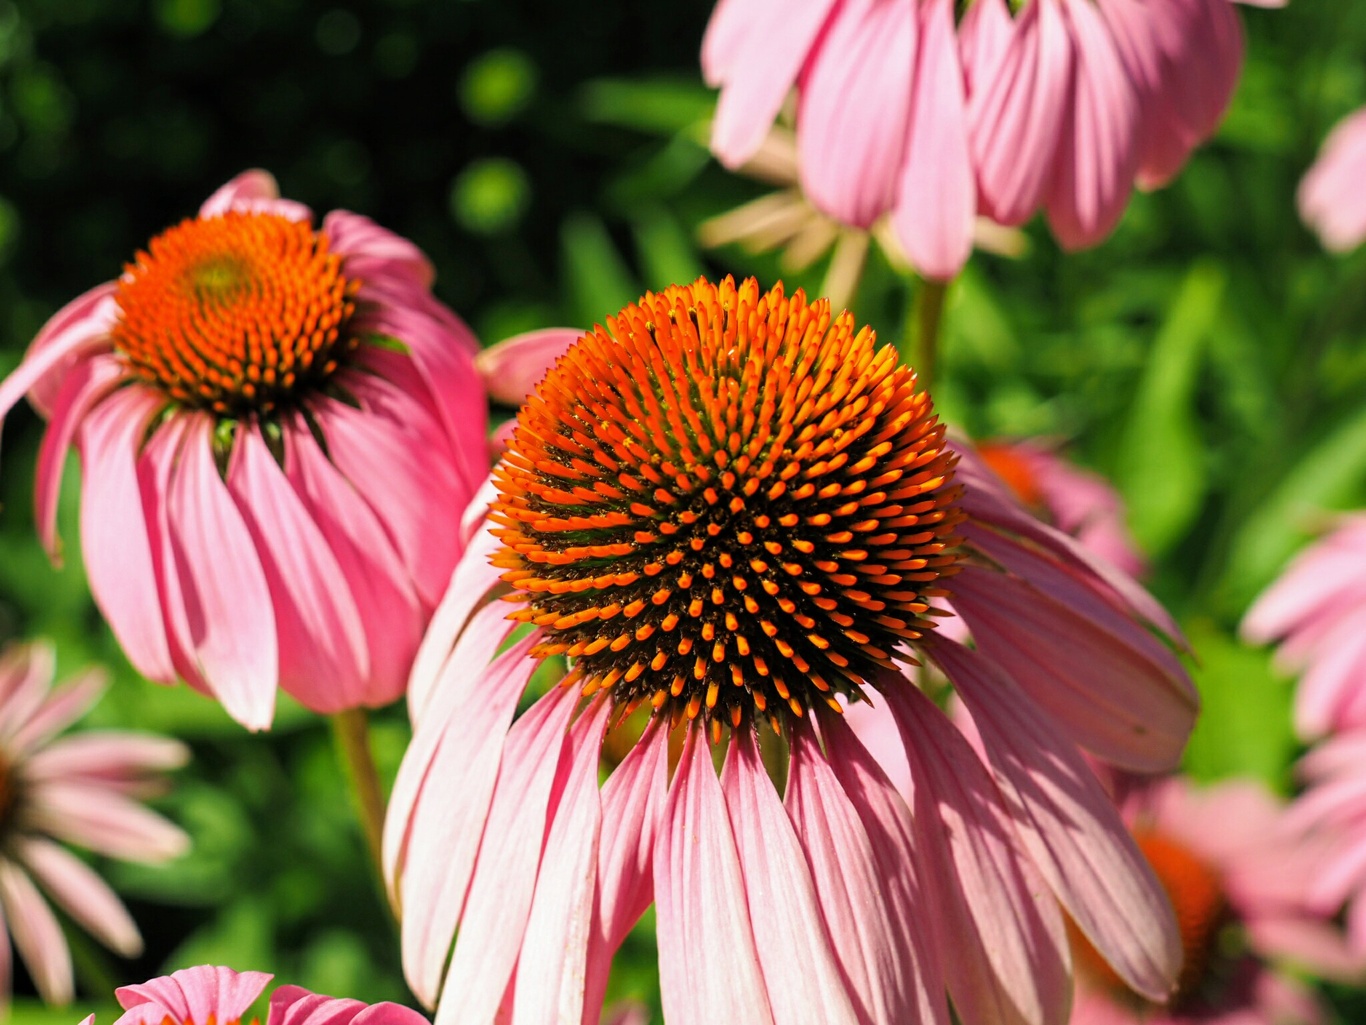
[385,278,1198,1025]
[0,172,488,730]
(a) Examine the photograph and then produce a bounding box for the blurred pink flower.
[1070,775,1353,1025]
[0,171,488,730]
[1300,106,1366,252]
[1241,514,1366,740]
[384,279,1196,1025]
[87,965,429,1025]
[976,439,1146,578]
[0,641,188,1007]
[703,0,1281,279]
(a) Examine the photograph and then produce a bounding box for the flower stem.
[329,707,387,891]
[905,277,950,392]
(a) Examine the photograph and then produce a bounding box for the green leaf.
[578,77,715,135]
[631,207,705,291]
[561,213,638,327]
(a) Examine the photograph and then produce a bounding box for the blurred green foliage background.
[1,0,1366,1021]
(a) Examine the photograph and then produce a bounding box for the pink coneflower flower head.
[95,965,430,1025]
[386,277,1196,1025]
[976,438,1146,578]
[0,171,487,730]
[1299,105,1366,253]
[704,0,1280,278]
[1241,514,1366,740]
[1070,775,1347,1025]
[0,641,189,1007]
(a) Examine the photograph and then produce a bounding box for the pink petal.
[199,170,311,221]
[476,329,584,408]
[721,729,857,1025]
[840,697,913,803]
[21,282,119,416]
[710,0,841,166]
[163,418,278,730]
[225,425,370,713]
[433,685,578,1025]
[269,986,431,1025]
[1292,616,1366,738]
[796,0,916,229]
[701,0,767,85]
[656,728,774,1025]
[879,679,1073,1025]
[77,387,178,683]
[1044,0,1140,248]
[391,613,530,1006]
[323,209,436,289]
[29,781,190,861]
[16,836,140,956]
[969,0,1074,226]
[890,0,975,281]
[0,858,71,1004]
[8,670,106,754]
[26,732,189,786]
[1300,106,1366,252]
[512,700,611,1025]
[959,0,1014,97]
[116,966,273,1025]
[933,638,1181,1002]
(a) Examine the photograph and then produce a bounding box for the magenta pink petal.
[476,329,584,408]
[934,638,1181,1001]
[434,684,578,1025]
[880,679,1073,1025]
[16,836,140,956]
[0,858,70,1004]
[512,700,610,1025]
[76,387,178,684]
[655,729,774,1025]
[269,986,431,1025]
[226,425,370,713]
[323,209,436,289]
[721,729,857,1025]
[116,966,273,1025]
[199,170,311,221]
[890,0,974,281]
[796,0,916,230]
[163,418,278,730]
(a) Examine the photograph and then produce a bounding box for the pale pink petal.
[269,985,431,1025]
[226,426,369,713]
[1300,107,1366,253]
[0,643,57,740]
[655,729,774,1025]
[797,0,916,229]
[199,170,310,221]
[433,685,578,1025]
[959,0,1013,97]
[34,353,122,559]
[26,732,189,786]
[163,418,278,730]
[512,700,610,1025]
[1248,916,1366,981]
[77,387,178,684]
[1291,616,1366,738]
[116,966,273,1025]
[879,679,1073,1025]
[969,0,1074,226]
[21,282,119,416]
[9,670,107,753]
[476,329,583,408]
[30,781,190,861]
[16,836,140,956]
[841,697,912,802]
[323,209,436,289]
[818,714,950,1025]
[701,0,767,84]
[721,729,857,1025]
[1044,0,1140,248]
[391,614,530,1006]
[0,858,71,1004]
[710,0,841,166]
[890,0,975,280]
[934,638,1181,1001]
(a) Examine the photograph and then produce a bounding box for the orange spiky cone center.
[491,277,963,731]
[111,211,360,416]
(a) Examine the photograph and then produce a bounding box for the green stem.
[330,708,387,895]
[904,277,950,392]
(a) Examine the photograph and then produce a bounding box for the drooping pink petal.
[959,0,1014,97]
[116,965,273,1025]
[721,729,857,1025]
[162,418,278,730]
[199,169,311,222]
[512,700,611,1025]
[21,282,118,416]
[28,781,190,861]
[77,387,177,684]
[879,679,1073,1025]
[433,685,578,1025]
[656,728,775,1025]
[323,209,436,289]
[0,858,71,1004]
[16,836,140,956]
[391,613,529,1006]
[969,0,1074,226]
[269,985,431,1025]
[25,732,189,788]
[701,0,768,85]
[797,0,916,229]
[476,329,583,408]
[1299,107,1366,253]
[709,0,841,167]
[890,0,975,281]
[933,638,1181,1002]
[225,425,370,713]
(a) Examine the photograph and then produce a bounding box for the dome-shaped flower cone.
[0,171,487,730]
[383,278,1193,1025]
